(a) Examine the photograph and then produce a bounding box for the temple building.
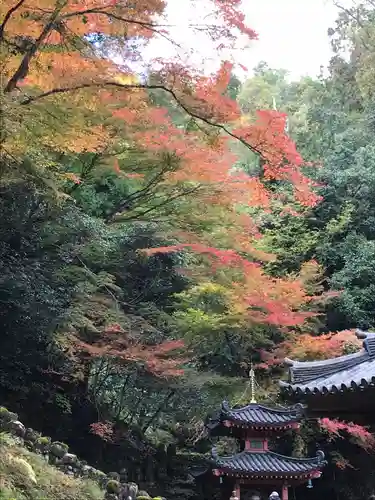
[279,330,375,424]
[197,370,326,500]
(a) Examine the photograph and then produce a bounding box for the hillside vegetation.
[0,433,103,500]
[2,0,375,499]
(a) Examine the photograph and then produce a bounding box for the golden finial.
[249,363,257,404]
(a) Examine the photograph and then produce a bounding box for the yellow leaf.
[113,74,139,86]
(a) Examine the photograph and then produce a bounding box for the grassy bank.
[0,433,104,500]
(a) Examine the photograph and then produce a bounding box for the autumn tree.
[5,4,375,497]
[0,0,325,341]
[0,4,331,485]
[0,0,318,206]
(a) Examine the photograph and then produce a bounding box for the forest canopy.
[1,1,375,499]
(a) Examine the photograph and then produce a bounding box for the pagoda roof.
[207,401,305,431]
[211,448,326,478]
[280,330,375,395]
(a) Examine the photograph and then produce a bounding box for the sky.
[143,0,345,82]
[238,0,339,80]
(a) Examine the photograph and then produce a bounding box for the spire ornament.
[249,364,257,404]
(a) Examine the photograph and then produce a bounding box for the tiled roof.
[206,401,305,433]
[218,401,305,426]
[280,330,375,395]
[211,449,326,476]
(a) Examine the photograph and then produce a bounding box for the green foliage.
[0,408,17,423]
[172,282,283,377]
[237,62,289,114]
[0,179,76,402]
[36,436,51,446]
[260,213,320,275]
[237,5,375,334]
[4,4,375,500]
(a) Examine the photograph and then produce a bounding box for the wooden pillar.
[281,484,288,500]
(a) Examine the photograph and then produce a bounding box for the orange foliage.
[319,418,375,452]
[73,325,186,378]
[255,329,361,372]
[213,0,258,40]
[2,0,318,208]
[144,244,317,328]
[282,330,360,361]
[89,421,114,442]
[1,1,323,352]
[233,110,322,207]
[0,1,166,41]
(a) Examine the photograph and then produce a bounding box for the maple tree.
[89,420,114,442]
[2,3,375,497]
[319,417,375,453]
[145,244,320,328]
[0,0,324,377]
[1,0,318,200]
[254,329,361,373]
[74,323,186,378]
[281,329,361,361]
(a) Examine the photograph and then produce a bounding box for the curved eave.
[223,402,304,416]
[222,416,304,427]
[206,424,300,443]
[219,402,305,428]
[284,331,375,388]
[285,351,368,382]
[284,351,364,369]
[280,377,375,396]
[211,450,326,479]
[212,470,324,482]
[222,421,300,431]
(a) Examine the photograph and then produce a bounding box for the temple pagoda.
[279,330,375,424]
[198,377,326,500]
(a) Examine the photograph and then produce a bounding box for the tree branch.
[104,161,174,222]
[115,372,133,419]
[67,153,99,194]
[20,82,264,157]
[142,390,175,433]
[91,358,111,400]
[4,0,68,93]
[109,185,202,223]
[61,7,180,46]
[62,8,158,27]
[0,0,26,41]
